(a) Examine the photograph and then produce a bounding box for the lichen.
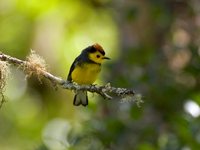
[0,61,9,108]
[25,50,47,81]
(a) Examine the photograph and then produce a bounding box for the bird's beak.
[103,56,110,60]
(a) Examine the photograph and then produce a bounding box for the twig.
[0,52,141,104]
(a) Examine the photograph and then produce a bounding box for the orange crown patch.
[93,43,105,55]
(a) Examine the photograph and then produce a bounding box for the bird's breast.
[71,63,101,84]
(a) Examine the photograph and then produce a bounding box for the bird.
[67,43,110,106]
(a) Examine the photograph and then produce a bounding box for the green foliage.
[0,0,200,150]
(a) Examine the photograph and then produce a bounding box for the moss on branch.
[0,51,142,107]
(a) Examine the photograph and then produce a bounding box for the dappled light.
[0,0,200,150]
[184,100,200,118]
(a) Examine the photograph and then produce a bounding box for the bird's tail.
[73,91,88,106]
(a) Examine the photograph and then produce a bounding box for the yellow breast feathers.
[71,63,101,84]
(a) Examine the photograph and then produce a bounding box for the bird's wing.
[67,56,82,81]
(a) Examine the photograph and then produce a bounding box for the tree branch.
[0,52,142,106]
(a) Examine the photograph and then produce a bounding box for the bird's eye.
[96,55,100,58]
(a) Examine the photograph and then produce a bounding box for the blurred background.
[0,0,200,150]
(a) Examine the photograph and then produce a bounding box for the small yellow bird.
[67,43,110,106]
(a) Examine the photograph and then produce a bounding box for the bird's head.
[83,43,110,64]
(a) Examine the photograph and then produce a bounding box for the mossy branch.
[0,52,142,107]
